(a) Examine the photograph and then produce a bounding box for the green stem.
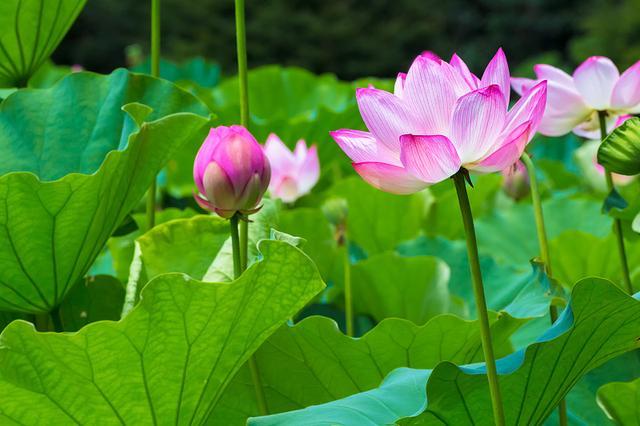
[343,238,353,337]
[239,220,248,271]
[231,213,267,415]
[520,154,552,274]
[598,111,633,294]
[145,0,161,230]
[50,306,64,332]
[453,171,505,426]
[520,153,566,426]
[34,313,49,331]
[230,214,242,279]
[235,0,250,270]
[235,0,249,127]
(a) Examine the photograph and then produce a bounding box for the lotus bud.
[322,197,349,246]
[322,197,348,226]
[501,160,530,201]
[193,125,271,218]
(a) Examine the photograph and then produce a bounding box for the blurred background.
[53,0,640,80]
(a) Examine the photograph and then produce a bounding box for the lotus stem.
[230,213,268,415]
[453,170,505,426]
[230,214,242,280]
[145,0,161,230]
[50,306,64,333]
[233,0,267,414]
[598,111,633,294]
[235,0,250,270]
[343,236,353,337]
[520,153,567,426]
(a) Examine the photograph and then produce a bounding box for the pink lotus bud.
[501,160,530,200]
[70,64,84,73]
[193,125,271,218]
[264,134,320,203]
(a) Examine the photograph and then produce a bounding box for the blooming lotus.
[331,49,547,194]
[264,134,320,203]
[512,56,640,138]
[193,125,271,218]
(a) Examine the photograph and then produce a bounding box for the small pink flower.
[331,48,547,194]
[70,64,84,73]
[264,134,319,203]
[193,125,271,218]
[512,57,640,138]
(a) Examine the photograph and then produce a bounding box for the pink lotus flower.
[331,49,547,194]
[512,56,640,138]
[264,134,320,203]
[193,125,271,218]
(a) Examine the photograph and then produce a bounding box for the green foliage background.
[52,0,639,80]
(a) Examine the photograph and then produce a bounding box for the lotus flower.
[512,56,640,138]
[331,49,547,194]
[193,125,271,218]
[264,134,320,203]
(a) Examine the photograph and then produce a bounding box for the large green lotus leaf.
[398,236,535,317]
[103,207,199,283]
[0,240,324,424]
[425,174,504,240]
[277,207,341,290]
[329,177,427,256]
[121,214,230,314]
[27,61,73,88]
[132,56,221,88]
[0,69,210,313]
[0,0,86,87]
[137,215,228,281]
[351,253,454,324]
[208,65,354,119]
[557,351,640,425]
[122,202,281,316]
[57,274,124,331]
[550,230,640,291]
[597,376,640,424]
[598,117,640,175]
[475,196,611,265]
[211,311,526,425]
[203,198,281,282]
[249,279,640,425]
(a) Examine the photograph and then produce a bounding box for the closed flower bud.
[501,160,530,201]
[193,125,271,218]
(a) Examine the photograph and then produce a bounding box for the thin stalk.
[146,0,161,230]
[34,313,50,331]
[343,238,353,337]
[453,171,505,426]
[50,306,64,333]
[230,213,268,415]
[235,0,250,269]
[598,111,633,294]
[520,154,567,426]
[230,214,242,279]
